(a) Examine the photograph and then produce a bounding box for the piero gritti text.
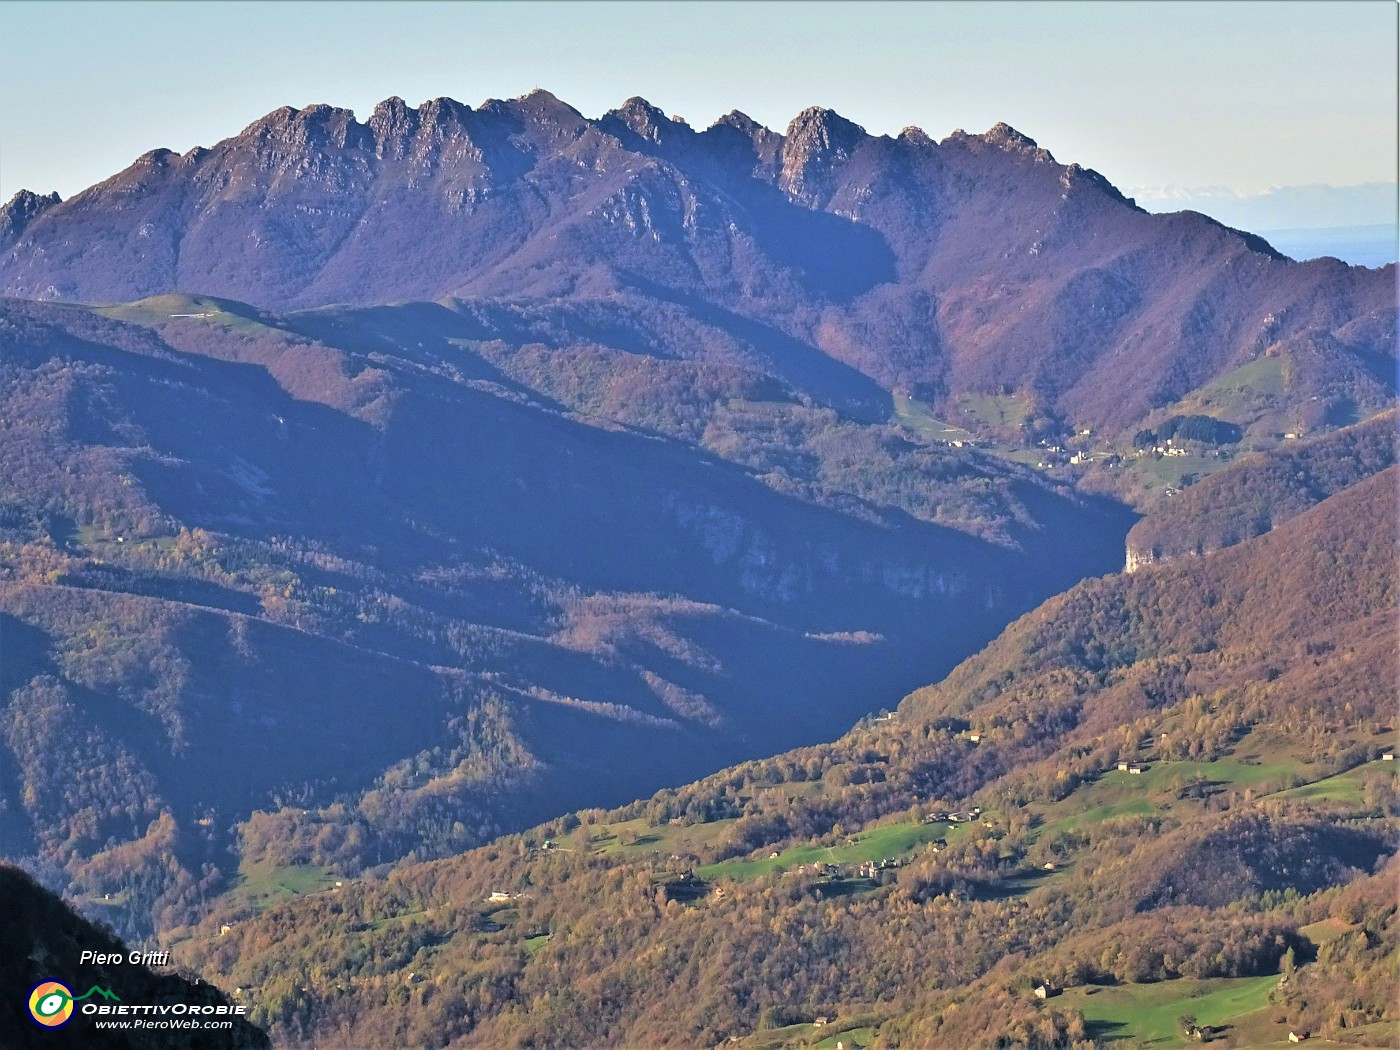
[80,949,172,967]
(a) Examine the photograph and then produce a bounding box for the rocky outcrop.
[0,188,60,250]
[779,106,868,205]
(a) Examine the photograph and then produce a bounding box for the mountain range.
[0,90,1394,1048]
[1,93,1393,437]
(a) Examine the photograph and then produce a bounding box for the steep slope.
[0,295,1131,940]
[177,470,1396,1049]
[1124,409,1396,569]
[1,93,1392,437]
[0,863,269,1048]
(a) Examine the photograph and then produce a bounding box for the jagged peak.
[1060,162,1141,211]
[710,110,765,134]
[983,121,1037,149]
[617,96,666,119]
[898,126,934,147]
[419,96,471,120]
[299,102,350,120]
[0,189,61,245]
[134,147,176,166]
[940,122,1055,163]
[239,104,300,136]
[364,96,476,160]
[784,106,866,145]
[3,188,61,211]
[606,96,690,143]
[777,107,868,204]
[367,97,417,158]
[236,102,367,154]
[416,98,472,137]
[235,103,362,144]
[482,88,585,127]
[371,95,411,120]
[510,87,576,113]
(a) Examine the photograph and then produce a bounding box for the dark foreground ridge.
[0,863,269,1048]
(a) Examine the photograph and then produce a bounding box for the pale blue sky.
[1,0,1396,210]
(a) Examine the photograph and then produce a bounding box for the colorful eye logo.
[28,981,74,1027]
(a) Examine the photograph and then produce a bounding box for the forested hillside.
[0,294,1130,941]
[175,469,1397,1049]
[1125,410,1396,568]
[0,90,1394,1046]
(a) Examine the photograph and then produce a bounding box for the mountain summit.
[0,92,1393,434]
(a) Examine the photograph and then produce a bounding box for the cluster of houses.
[1034,430,1125,471]
[760,856,909,882]
[943,437,989,450]
[784,862,844,878]
[1116,761,1148,775]
[857,857,903,879]
[923,806,983,824]
[1139,442,1191,458]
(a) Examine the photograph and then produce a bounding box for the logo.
[27,981,120,1028]
[28,981,74,1028]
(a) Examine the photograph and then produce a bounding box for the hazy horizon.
[2,1,1395,233]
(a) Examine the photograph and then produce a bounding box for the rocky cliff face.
[1123,544,1154,574]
